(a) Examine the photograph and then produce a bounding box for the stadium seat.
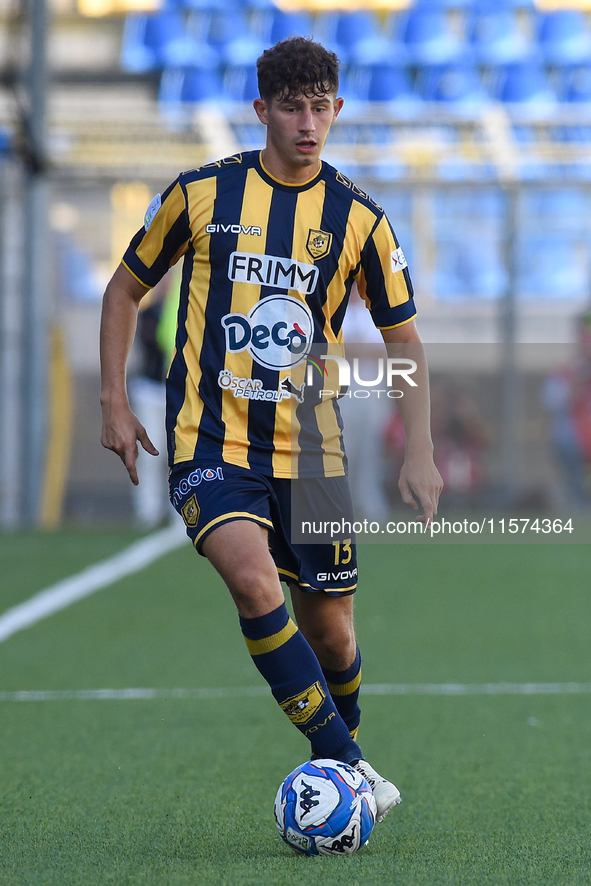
[121,12,215,72]
[467,0,535,9]
[244,0,276,8]
[467,9,531,65]
[518,233,587,297]
[314,11,389,64]
[401,10,464,65]
[359,64,415,102]
[222,35,266,65]
[346,63,421,115]
[411,0,475,9]
[538,11,591,66]
[563,65,591,103]
[522,187,586,227]
[198,5,264,64]
[224,64,260,101]
[171,0,240,10]
[418,63,488,106]
[159,65,224,104]
[268,10,314,44]
[205,6,249,48]
[496,61,556,109]
[432,189,506,299]
[331,10,394,64]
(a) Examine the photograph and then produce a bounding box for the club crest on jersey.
[221,294,313,370]
[306,228,332,260]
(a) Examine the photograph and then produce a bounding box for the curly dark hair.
[256,36,340,102]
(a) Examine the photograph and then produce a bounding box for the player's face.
[254,89,344,183]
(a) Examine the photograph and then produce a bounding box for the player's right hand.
[100,402,159,486]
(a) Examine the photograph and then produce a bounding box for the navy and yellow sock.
[239,603,362,763]
[322,645,362,744]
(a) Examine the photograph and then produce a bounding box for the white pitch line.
[0,522,188,644]
[2,682,591,703]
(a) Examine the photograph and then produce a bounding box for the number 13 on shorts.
[332,539,352,566]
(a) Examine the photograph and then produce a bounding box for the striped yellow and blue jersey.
[122,150,415,478]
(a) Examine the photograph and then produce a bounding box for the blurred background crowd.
[1,0,591,529]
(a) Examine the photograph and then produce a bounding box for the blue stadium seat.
[244,0,276,8]
[518,233,587,297]
[401,10,463,65]
[466,0,535,9]
[334,9,381,46]
[224,64,260,101]
[467,9,531,65]
[563,65,591,103]
[496,62,556,106]
[538,11,591,65]
[522,187,587,226]
[335,11,395,65]
[432,190,506,299]
[179,66,223,101]
[200,6,265,65]
[269,10,314,43]
[159,65,224,104]
[346,63,420,114]
[170,0,241,10]
[411,0,476,9]
[205,7,249,48]
[417,63,488,107]
[369,65,414,102]
[121,12,216,72]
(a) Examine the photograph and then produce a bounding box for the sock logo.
[304,711,335,736]
[280,682,325,725]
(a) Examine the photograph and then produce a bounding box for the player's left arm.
[380,320,443,523]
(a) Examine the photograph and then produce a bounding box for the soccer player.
[100,37,443,823]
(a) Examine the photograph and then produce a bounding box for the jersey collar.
[256,152,323,191]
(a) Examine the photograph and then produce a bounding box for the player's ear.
[333,97,344,121]
[253,97,269,125]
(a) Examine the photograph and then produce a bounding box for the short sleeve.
[122,179,191,289]
[356,214,416,330]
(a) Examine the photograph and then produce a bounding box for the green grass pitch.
[0,530,590,885]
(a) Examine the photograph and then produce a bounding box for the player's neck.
[260,148,321,185]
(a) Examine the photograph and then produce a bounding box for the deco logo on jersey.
[306,228,332,260]
[280,681,326,725]
[228,252,318,296]
[221,294,313,371]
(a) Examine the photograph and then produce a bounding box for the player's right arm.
[100,263,157,486]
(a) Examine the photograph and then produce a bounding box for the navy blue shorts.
[168,461,358,596]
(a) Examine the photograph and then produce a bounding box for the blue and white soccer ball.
[274,759,377,856]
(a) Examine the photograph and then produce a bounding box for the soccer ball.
[274,758,377,856]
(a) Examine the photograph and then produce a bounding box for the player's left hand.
[398,452,444,526]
